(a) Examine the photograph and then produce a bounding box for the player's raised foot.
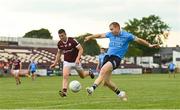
[117,91,128,101]
[59,90,67,97]
[86,87,94,95]
[89,69,95,79]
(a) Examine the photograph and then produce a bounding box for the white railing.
[0,36,18,42]
[18,38,58,48]
[0,36,58,48]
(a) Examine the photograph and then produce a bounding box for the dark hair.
[109,22,120,28]
[100,48,106,50]
[58,29,66,34]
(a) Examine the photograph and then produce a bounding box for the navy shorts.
[102,55,121,70]
[30,70,36,74]
[169,69,175,73]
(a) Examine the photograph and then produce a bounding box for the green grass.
[0,74,180,109]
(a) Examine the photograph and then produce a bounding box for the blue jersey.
[106,30,135,58]
[169,63,175,70]
[98,53,106,68]
[29,63,37,71]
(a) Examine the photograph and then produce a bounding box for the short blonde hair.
[109,22,120,28]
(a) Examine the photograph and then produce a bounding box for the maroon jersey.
[57,37,80,62]
[12,59,21,70]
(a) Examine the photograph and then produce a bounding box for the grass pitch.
[0,74,180,109]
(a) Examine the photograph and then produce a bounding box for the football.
[69,80,82,93]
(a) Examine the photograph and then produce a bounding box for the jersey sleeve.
[57,41,62,49]
[128,32,136,42]
[72,38,80,47]
[105,32,111,38]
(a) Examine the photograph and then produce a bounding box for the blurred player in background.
[96,48,106,73]
[85,22,159,101]
[50,29,95,97]
[168,62,176,78]
[28,60,38,80]
[11,55,22,85]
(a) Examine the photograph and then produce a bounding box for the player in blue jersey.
[85,22,159,101]
[96,48,106,73]
[28,61,38,80]
[168,62,176,78]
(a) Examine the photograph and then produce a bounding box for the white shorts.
[12,70,19,77]
[63,61,83,72]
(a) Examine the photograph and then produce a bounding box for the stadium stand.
[0,46,57,69]
[0,37,143,75]
[0,46,99,69]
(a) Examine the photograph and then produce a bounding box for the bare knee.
[15,74,18,78]
[63,74,69,80]
[77,70,86,79]
[99,68,112,78]
[79,72,85,79]
[99,68,107,77]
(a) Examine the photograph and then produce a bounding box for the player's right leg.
[16,70,21,84]
[173,70,175,78]
[169,69,172,78]
[59,65,70,97]
[86,61,113,94]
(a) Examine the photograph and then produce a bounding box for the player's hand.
[50,64,56,69]
[149,44,160,48]
[84,36,91,42]
[75,59,81,65]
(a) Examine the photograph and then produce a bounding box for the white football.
[69,80,81,93]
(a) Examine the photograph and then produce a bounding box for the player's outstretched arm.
[84,33,106,42]
[135,37,160,48]
[50,49,62,69]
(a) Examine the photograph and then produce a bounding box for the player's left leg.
[16,70,21,85]
[103,74,128,101]
[75,64,94,79]
[173,70,175,78]
[11,70,18,84]
[103,71,116,91]
[13,72,19,85]
[31,71,35,80]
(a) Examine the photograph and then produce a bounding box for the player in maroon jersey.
[50,29,95,97]
[11,55,22,85]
